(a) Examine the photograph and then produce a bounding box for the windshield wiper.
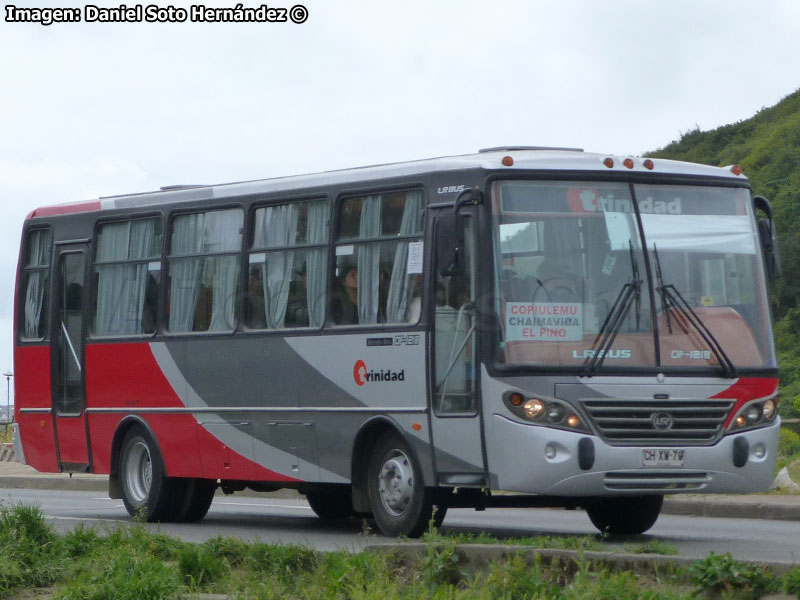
[651,245,736,378]
[582,241,641,377]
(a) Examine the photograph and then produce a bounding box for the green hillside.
[648,88,800,415]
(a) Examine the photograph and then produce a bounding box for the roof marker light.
[603,158,614,168]
[731,165,743,176]
[502,156,514,167]
[623,158,634,169]
[643,159,654,170]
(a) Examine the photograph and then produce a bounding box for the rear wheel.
[306,486,354,519]
[175,478,216,522]
[367,432,440,537]
[585,495,664,535]
[119,427,180,522]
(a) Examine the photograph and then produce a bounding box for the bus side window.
[20,228,53,341]
[93,218,162,337]
[332,190,423,326]
[166,209,243,333]
[247,199,329,330]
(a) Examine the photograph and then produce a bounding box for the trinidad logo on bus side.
[353,359,406,386]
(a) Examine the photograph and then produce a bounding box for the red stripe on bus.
[714,377,779,429]
[27,201,102,218]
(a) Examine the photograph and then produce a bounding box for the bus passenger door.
[51,244,90,471]
[429,208,487,486]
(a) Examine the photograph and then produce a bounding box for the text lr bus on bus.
[13,147,781,536]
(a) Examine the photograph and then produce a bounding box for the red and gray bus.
[13,147,781,536]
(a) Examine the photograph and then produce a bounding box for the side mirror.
[753,195,781,280]
[435,212,462,276]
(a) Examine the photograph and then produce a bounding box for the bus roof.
[26,148,748,219]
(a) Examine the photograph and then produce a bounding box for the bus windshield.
[492,180,776,372]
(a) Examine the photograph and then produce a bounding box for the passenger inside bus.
[531,257,581,303]
[331,265,359,324]
[285,263,310,327]
[244,269,266,328]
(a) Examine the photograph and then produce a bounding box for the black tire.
[585,495,664,535]
[175,478,216,522]
[367,431,439,538]
[119,427,181,522]
[306,487,354,519]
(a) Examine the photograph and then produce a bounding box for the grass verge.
[0,504,795,599]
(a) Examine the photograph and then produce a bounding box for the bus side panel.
[14,346,58,472]
[84,342,299,482]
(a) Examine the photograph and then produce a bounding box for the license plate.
[642,448,684,467]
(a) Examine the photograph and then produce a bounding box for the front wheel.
[585,495,664,535]
[367,432,441,538]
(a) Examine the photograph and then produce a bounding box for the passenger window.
[20,228,52,341]
[332,190,424,326]
[167,209,243,333]
[246,199,329,329]
[92,218,162,336]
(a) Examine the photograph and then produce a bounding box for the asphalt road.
[2,487,798,564]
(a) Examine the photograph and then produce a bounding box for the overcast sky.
[1,0,799,400]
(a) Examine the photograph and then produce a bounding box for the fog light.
[544,443,557,459]
[763,399,777,420]
[753,444,766,459]
[524,398,545,420]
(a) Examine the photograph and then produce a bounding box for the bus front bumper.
[487,414,779,496]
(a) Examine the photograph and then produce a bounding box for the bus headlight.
[523,398,545,420]
[745,405,762,425]
[546,403,565,424]
[762,398,777,420]
[730,396,778,432]
[503,391,590,433]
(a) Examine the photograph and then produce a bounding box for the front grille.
[604,470,710,491]
[582,399,734,446]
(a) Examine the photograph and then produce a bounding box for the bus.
[13,147,781,537]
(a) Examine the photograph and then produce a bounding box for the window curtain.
[386,191,423,322]
[23,230,51,338]
[169,213,205,331]
[254,205,298,329]
[305,201,328,327]
[23,272,46,338]
[29,230,51,266]
[357,195,382,324]
[206,211,243,331]
[95,220,155,335]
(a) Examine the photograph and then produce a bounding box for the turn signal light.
[736,415,747,427]
[567,415,581,428]
[509,392,524,406]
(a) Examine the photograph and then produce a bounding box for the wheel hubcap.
[377,449,414,516]
[125,441,152,503]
